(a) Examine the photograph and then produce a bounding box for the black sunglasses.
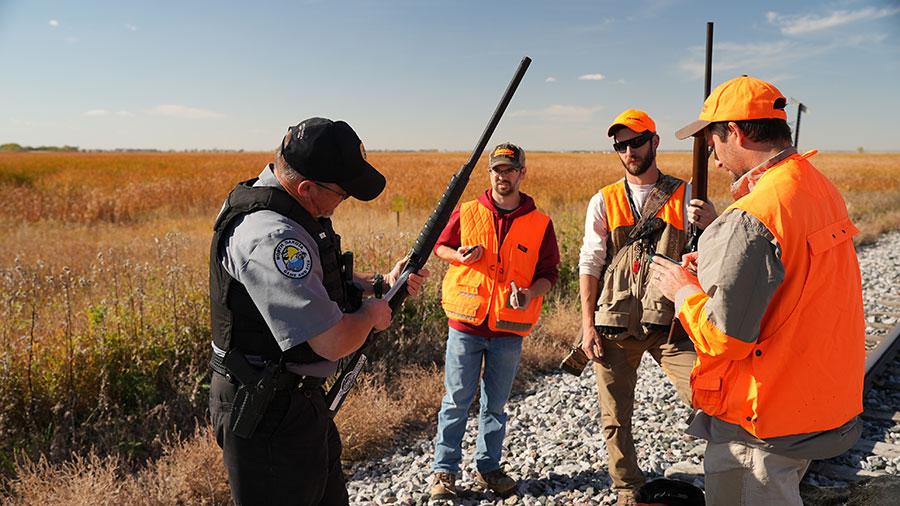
[613,131,655,153]
[311,180,350,200]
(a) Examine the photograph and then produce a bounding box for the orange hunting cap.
[607,109,656,137]
[675,75,788,139]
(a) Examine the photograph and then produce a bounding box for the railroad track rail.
[808,297,900,483]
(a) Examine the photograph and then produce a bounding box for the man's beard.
[493,180,517,197]
[622,148,655,177]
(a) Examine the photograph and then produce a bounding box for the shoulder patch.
[274,238,312,279]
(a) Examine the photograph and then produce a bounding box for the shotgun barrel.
[325,57,532,417]
[687,22,714,252]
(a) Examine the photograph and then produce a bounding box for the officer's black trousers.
[210,373,349,506]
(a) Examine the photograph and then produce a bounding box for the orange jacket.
[681,151,864,438]
[441,200,551,336]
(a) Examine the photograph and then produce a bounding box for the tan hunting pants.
[704,440,810,506]
[593,330,695,495]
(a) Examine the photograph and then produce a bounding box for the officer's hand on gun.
[387,257,430,297]
[361,257,430,332]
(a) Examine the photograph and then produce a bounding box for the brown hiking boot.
[475,468,517,497]
[430,472,460,501]
[616,492,637,506]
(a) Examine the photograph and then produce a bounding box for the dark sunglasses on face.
[311,180,351,200]
[613,130,655,153]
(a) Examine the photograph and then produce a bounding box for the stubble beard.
[493,179,517,197]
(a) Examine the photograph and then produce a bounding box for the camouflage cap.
[488,142,525,170]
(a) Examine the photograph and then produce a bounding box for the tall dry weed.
[0,150,897,503]
[6,424,230,506]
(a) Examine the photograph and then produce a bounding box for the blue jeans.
[432,327,523,475]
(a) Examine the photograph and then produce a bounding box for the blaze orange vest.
[683,151,864,438]
[602,179,686,233]
[441,200,550,336]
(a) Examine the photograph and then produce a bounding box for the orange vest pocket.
[690,358,732,416]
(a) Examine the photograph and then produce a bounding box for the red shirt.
[435,190,560,337]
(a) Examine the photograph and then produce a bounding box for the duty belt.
[210,351,325,391]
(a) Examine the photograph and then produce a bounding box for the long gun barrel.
[324,56,532,417]
[687,21,714,252]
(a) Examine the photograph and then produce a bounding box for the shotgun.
[669,23,713,343]
[325,56,532,417]
[686,21,714,253]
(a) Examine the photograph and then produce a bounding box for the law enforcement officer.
[209,117,428,506]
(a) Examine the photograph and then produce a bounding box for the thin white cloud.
[768,6,900,35]
[615,79,626,85]
[679,40,802,79]
[509,104,605,122]
[85,109,109,117]
[49,19,59,27]
[579,74,605,81]
[545,77,557,83]
[124,24,137,31]
[115,111,134,117]
[148,104,226,119]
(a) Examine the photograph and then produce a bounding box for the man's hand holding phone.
[458,244,482,264]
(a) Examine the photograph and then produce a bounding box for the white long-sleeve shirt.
[578,179,696,279]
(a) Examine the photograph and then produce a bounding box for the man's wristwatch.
[373,274,385,299]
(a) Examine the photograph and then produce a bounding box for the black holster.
[224,351,281,439]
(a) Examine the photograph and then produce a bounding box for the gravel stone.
[347,229,900,504]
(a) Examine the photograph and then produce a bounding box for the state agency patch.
[274,238,312,279]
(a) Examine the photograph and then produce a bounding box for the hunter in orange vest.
[652,76,864,506]
[578,109,718,506]
[429,142,559,500]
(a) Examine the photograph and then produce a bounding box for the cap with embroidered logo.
[607,109,656,137]
[488,142,526,170]
[675,75,788,139]
[281,117,386,201]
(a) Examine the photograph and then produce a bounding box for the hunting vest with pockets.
[595,175,687,339]
[441,200,551,336]
[685,151,864,438]
[209,178,347,363]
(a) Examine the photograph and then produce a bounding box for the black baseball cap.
[281,117,386,201]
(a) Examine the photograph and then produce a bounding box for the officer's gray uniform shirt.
[219,165,343,352]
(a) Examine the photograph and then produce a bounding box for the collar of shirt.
[257,164,285,189]
[730,147,798,200]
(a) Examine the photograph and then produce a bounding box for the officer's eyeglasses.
[612,131,655,153]
[489,167,521,177]
[312,181,351,200]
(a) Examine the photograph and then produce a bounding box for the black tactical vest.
[209,178,347,362]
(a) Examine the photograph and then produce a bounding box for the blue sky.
[1,1,898,152]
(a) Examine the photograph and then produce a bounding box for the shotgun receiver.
[324,56,532,417]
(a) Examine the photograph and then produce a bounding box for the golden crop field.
[1,150,898,504]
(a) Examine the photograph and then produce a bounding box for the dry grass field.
[1,150,898,504]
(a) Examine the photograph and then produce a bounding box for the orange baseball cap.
[607,109,656,137]
[675,75,788,139]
